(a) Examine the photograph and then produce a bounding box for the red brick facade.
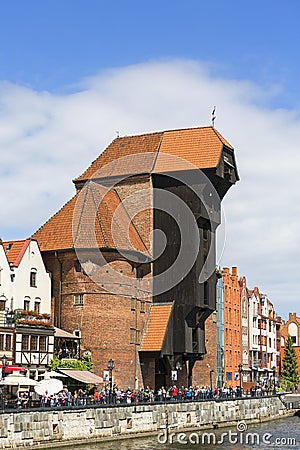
[42,250,151,388]
[280,312,300,377]
[223,267,241,387]
[192,312,217,387]
[33,127,239,389]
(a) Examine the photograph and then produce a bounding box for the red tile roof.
[74,126,233,184]
[33,126,235,254]
[32,184,148,253]
[140,303,173,351]
[3,239,31,267]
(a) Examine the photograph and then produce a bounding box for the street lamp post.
[107,359,114,405]
[1,354,8,411]
[272,366,276,395]
[209,370,214,395]
[238,364,243,397]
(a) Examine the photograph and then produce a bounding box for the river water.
[61,415,300,449]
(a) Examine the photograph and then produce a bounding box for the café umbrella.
[0,373,39,387]
[35,378,63,396]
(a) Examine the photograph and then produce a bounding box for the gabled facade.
[0,239,54,378]
[3,239,51,314]
[222,267,241,387]
[33,126,239,388]
[280,312,300,376]
[239,276,250,383]
[248,287,279,382]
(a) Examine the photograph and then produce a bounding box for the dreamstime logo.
[72,152,226,296]
[157,421,298,446]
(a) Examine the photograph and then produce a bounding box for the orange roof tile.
[32,184,148,254]
[33,126,235,254]
[3,239,30,267]
[74,132,163,183]
[74,126,234,183]
[140,303,173,351]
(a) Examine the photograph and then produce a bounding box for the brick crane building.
[32,126,239,389]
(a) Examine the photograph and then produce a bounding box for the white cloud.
[1,59,299,318]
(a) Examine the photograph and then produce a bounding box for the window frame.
[21,335,29,351]
[30,270,37,287]
[74,293,84,306]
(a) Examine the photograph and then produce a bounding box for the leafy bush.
[49,355,93,372]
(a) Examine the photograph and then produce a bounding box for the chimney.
[232,267,238,276]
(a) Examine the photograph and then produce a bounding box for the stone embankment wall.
[0,396,291,448]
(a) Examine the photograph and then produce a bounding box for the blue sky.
[1,0,300,107]
[1,0,300,317]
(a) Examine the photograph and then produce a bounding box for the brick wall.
[222,267,241,387]
[115,176,152,249]
[193,312,217,387]
[42,250,152,389]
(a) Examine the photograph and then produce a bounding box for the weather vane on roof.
[212,106,216,127]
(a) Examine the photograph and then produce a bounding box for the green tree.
[48,355,93,372]
[282,335,299,389]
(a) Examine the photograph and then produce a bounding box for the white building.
[248,287,278,383]
[248,289,260,379]
[4,239,51,314]
[0,239,54,378]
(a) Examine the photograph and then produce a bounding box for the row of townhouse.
[221,267,281,389]
[195,267,281,389]
[0,239,79,379]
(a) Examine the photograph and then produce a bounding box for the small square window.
[74,294,84,306]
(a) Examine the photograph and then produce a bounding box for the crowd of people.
[91,383,278,404]
[12,383,279,409]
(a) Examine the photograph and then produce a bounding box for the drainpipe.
[54,251,63,329]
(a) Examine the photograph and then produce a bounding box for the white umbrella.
[0,374,39,387]
[35,378,63,396]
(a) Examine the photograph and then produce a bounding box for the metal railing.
[0,390,284,414]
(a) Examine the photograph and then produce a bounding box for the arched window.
[24,296,30,311]
[34,297,41,313]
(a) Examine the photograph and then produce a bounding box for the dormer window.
[30,269,37,287]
